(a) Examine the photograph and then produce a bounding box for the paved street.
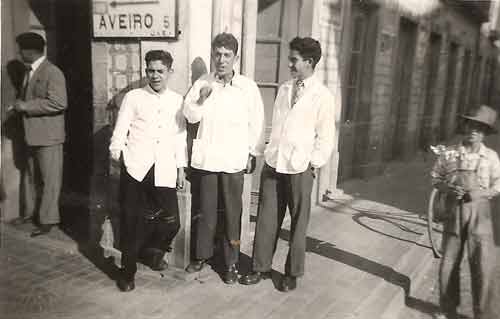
[2,131,500,319]
[1,158,434,319]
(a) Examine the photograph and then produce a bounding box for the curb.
[352,231,435,319]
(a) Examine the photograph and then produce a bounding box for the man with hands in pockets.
[240,37,336,292]
[183,33,265,284]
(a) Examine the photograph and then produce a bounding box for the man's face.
[212,46,237,77]
[18,48,35,64]
[288,50,311,79]
[145,60,170,92]
[463,120,486,144]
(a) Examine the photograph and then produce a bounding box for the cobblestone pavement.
[1,185,432,319]
[6,143,499,319]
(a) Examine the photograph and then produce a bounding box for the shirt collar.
[30,55,45,73]
[458,142,488,157]
[286,73,317,89]
[144,84,170,96]
[210,71,242,87]
[299,74,315,89]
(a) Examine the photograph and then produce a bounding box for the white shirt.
[265,75,336,174]
[183,73,265,173]
[29,55,45,78]
[109,85,187,187]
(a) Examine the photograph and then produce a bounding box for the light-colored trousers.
[23,144,63,225]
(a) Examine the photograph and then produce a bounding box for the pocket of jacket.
[191,139,205,166]
[290,146,308,171]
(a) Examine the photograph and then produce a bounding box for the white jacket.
[265,76,336,174]
[183,73,265,173]
[109,85,187,187]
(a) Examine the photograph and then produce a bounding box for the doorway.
[251,0,300,194]
[384,18,417,161]
[439,41,458,141]
[28,0,93,239]
[338,0,377,181]
[419,32,442,149]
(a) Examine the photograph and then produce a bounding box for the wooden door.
[419,32,442,149]
[439,41,458,141]
[457,49,472,115]
[251,0,299,194]
[338,2,371,180]
[384,18,417,160]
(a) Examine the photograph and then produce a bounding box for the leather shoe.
[278,275,297,292]
[150,259,168,271]
[11,216,33,225]
[146,250,168,271]
[223,264,238,284]
[239,271,270,285]
[117,278,135,292]
[186,259,207,273]
[30,224,53,238]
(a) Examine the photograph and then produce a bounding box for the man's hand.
[12,100,27,113]
[197,85,212,105]
[463,189,490,203]
[176,167,185,190]
[110,149,121,162]
[435,182,465,199]
[245,155,256,174]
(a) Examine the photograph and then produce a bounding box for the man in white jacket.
[183,33,265,284]
[240,37,336,292]
[109,50,187,292]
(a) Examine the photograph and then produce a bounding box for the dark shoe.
[223,264,238,284]
[239,271,270,285]
[117,278,135,292]
[145,250,168,271]
[30,224,53,238]
[186,259,207,273]
[278,275,297,292]
[11,216,33,225]
[150,258,168,271]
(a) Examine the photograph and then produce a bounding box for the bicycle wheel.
[427,188,444,258]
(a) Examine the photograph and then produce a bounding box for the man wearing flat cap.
[10,32,67,237]
[431,105,500,319]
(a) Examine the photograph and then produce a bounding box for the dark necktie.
[21,65,32,100]
[291,79,304,106]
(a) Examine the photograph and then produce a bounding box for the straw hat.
[459,105,498,135]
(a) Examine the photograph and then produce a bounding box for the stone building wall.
[340,0,498,180]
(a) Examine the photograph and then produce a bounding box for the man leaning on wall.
[9,32,67,238]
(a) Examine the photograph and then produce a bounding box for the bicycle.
[427,187,445,258]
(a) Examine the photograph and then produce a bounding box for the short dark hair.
[289,37,322,68]
[16,32,45,52]
[145,50,173,68]
[212,33,238,55]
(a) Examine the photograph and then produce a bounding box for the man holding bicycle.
[431,105,500,319]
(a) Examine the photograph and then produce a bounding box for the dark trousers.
[252,163,314,277]
[23,144,63,225]
[120,165,180,280]
[439,198,497,319]
[194,169,244,267]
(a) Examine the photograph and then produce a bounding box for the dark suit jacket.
[23,58,67,146]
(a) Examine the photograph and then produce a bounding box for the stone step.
[353,232,434,319]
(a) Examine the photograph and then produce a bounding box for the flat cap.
[16,32,45,51]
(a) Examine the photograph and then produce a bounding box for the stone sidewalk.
[1,158,438,319]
